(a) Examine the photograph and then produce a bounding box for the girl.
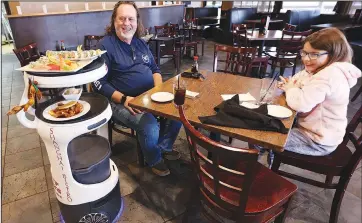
[278,27,361,156]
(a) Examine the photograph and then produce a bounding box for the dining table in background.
[310,23,362,31]
[129,70,297,152]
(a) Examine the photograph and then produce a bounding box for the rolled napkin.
[221,92,256,102]
[199,94,289,134]
[186,90,199,99]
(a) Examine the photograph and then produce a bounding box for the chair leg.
[202,41,205,56]
[292,59,297,76]
[271,154,282,172]
[136,134,145,167]
[274,197,293,223]
[325,175,333,185]
[228,137,233,144]
[329,186,346,223]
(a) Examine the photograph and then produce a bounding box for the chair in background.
[178,106,297,223]
[213,44,256,76]
[271,105,362,223]
[153,25,181,71]
[232,24,249,47]
[84,35,104,50]
[184,18,206,56]
[266,29,312,76]
[284,23,297,31]
[246,56,270,78]
[13,42,41,67]
[351,85,362,102]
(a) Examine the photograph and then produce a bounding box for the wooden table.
[149,36,183,66]
[241,30,284,56]
[129,71,296,152]
[245,19,284,24]
[310,23,362,31]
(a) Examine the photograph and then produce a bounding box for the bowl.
[62,87,83,101]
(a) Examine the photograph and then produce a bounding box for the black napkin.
[198,95,289,134]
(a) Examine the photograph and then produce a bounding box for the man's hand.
[153,73,163,87]
[124,96,142,115]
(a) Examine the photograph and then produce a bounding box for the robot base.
[58,181,124,223]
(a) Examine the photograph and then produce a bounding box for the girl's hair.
[303,28,353,69]
[105,1,144,37]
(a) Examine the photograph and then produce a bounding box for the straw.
[259,72,279,103]
[178,74,180,89]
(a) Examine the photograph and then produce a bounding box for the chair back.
[84,35,104,50]
[178,106,259,219]
[284,23,297,31]
[340,105,362,178]
[232,24,249,47]
[213,44,256,75]
[246,56,270,78]
[13,42,40,67]
[276,29,312,60]
[154,25,171,37]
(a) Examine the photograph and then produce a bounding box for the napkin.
[221,92,256,102]
[186,90,199,99]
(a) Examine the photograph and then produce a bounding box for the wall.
[16,2,152,14]
[8,5,185,52]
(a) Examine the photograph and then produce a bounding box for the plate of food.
[43,100,90,121]
[45,45,106,61]
[16,55,93,73]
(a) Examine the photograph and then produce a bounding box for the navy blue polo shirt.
[93,34,160,98]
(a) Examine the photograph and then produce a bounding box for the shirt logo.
[142,54,150,63]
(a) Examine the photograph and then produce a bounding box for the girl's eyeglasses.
[300,50,328,60]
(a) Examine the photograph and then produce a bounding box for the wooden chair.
[84,35,104,50]
[184,18,206,56]
[232,24,249,47]
[246,56,270,78]
[13,42,41,67]
[178,106,297,223]
[266,29,312,76]
[271,105,362,223]
[284,23,297,31]
[351,85,362,102]
[153,25,181,71]
[213,44,257,76]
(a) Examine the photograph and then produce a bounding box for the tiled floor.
[1,40,361,223]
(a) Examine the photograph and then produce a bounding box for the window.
[205,1,222,7]
[281,1,321,13]
[321,1,337,14]
[350,1,362,15]
[234,1,275,13]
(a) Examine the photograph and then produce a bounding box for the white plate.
[240,102,260,109]
[151,92,174,103]
[42,100,90,121]
[16,60,94,73]
[267,105,293,119]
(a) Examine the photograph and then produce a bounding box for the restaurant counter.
[8,4,185,52]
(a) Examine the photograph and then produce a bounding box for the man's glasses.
[131,46,136,61]
[300,50,328,60]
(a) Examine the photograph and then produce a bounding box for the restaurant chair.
[264,23,297,53]
[213,44,257,76]
[13,42,41,67]
[84,35,104,50]
[246,56,270,79]
[351,85,362,102]
[153,25,181,71]
[266,29,312,76]
[184,18,206,56]
[232,24,249,47]
[178,106,297,223]
[271,105,362,223]
[13,42,61,99]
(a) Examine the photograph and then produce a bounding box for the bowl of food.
[62,87,82,101]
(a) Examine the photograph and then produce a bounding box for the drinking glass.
[173,79,186,106]
[258,77,277,104]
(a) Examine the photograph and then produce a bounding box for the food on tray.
[7,80,42,115]
[29,54,79,71]
[45,45,103,60]
[48,101,83,118]
[64,88,81,95]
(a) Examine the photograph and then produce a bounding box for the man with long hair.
[93,1,181,176]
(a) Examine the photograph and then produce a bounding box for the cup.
[173,79,186,106]
[259,77,277,104]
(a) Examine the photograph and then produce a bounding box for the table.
[245,19,284,24]
[241,30,285,56]
[129,70,296,151]
[198,16,225,20]
[180,26,205,41]
[310,23,362,31]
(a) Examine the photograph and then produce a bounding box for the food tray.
[16,59,94,73]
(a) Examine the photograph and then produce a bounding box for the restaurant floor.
[1,40,361,223]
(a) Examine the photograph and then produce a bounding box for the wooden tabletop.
[129,71,296,151]
[242,30,285,41]
[245,19,284,24]
[310,23,362,31]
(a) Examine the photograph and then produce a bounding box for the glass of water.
[259,78,277,104]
